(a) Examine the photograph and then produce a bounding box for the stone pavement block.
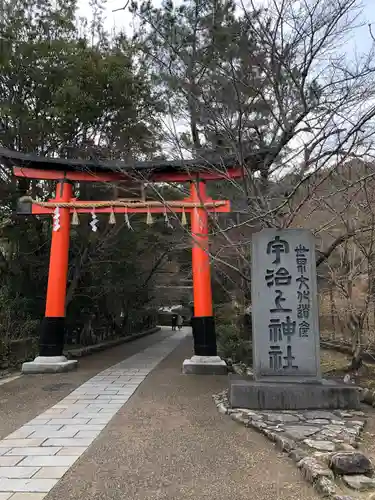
[80,382,108,386]
[51,401,78,407]
[114,390,136,395]
[70,412,102,419]
[79,382,106,390]
[4,430,35,440]
[97,408,120,414]
[103,396,128,401]
[56,447,86,456]
[67,398,97,403]
[83,389,118,395]
[68,401,91,407]
[28,429,78,439]
[23,425,62,432]
[87,417,112,425]
[86,404,122,411]
[60,425,102,433]
[5,448,61,456]
[0,441,44,449]
[0,478,57,492]
[18,456,78,467]
[0,493,12,499]
[0,467,40,479]
[91,386,112,391]
[0,457,24,466]
[84,404,108,411]
[42,438,94,447]
[53,403,88,410]
[45,411,78,419]
[47,419,89,426]
[33,466,69,479]
[8,494,46,500]
[25,420,50,426]
[74,431,100,439]
[110,395,132,401]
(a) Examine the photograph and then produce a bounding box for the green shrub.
[217,324,252,365]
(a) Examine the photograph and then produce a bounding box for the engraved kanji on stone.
[267,235,290,265]
[295,244,309,273]
[281,316,296,343]
[295,244,309,256]
[297,303,310,319]
[296,256,307,274]
[265,267,292,287]
[269,345,283,370]
[283,345,298,370]
[299,320,310,338]
[297,289,310,302]
[296,275,310,291]
[269,319,283,342]
[270,289,292,313]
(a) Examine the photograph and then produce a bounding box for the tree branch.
[316,226,373,267]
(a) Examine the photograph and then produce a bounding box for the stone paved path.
[0,327,321,500]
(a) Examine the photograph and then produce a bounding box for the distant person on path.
[177,314,184,330]
[171,313,178,331]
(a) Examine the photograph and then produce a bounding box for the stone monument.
[229,228,360,410]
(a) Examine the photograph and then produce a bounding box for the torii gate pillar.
[182,181,227,375]
[22,180,78,373]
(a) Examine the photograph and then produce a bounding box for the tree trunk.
[329,285,336,339]
[349,313,364,373]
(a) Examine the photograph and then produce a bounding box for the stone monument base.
[22,356,78,374]
[229,377,360,410]
[182,355,227,375]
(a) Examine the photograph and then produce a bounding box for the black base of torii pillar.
[22,181,77,373]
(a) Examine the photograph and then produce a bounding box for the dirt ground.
[321,349,375,389]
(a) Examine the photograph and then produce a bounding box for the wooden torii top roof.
[0,147,244,182]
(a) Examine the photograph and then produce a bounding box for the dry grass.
[319,283,375,347]
[321,349,375,389]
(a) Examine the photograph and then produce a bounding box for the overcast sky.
[348,0,374,56]
[77,0,157,34]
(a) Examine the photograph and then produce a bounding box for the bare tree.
[125,0,375,357]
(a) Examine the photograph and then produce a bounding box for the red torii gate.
[1,148,243,374]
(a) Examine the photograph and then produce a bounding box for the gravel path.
[45,333,320,500]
